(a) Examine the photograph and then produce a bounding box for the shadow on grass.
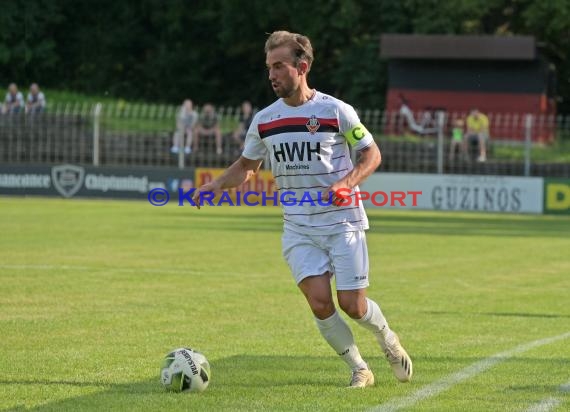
[3,354,569,411]
[1,355,344,412]
[369,213,570,238]
[423,311,570,319]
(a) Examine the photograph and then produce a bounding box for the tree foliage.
[2,0,569,111]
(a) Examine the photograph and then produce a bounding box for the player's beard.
[273,81,295,98]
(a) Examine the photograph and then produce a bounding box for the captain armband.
[343,124,370,146]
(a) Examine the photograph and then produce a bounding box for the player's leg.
[298,272,335,319]
[282,229,370,386]
[338,289,412,382]
[332,231,413,383]
[298,275,372,387]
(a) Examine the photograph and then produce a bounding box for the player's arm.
[211,156,262,189]
[328,102,382,202]
[192,156,262,209]
[329,143,381,200]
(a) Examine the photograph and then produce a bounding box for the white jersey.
[242,91,375,235]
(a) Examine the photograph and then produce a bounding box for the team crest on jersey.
[306,115,320,134]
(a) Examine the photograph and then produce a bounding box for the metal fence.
[1,102,569,177]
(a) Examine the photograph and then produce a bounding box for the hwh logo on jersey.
[273,141,321,162]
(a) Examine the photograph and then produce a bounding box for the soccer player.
[193,31,412,388]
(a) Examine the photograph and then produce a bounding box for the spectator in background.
[2,83,24,114]
[231,100,254,151]
[449,118,466,163]
[171,99,198,155]
[397,94,416,134]
[466,108,490,162]
[194,103,223,155]
[397,93,439,135]
[26,83,46,114]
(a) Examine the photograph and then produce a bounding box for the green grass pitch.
[1,197,569,411]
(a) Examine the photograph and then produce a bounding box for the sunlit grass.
[1,198,569,411]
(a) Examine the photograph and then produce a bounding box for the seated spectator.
[231,100,253,151]
[449,118,466,163]
[194,103,222,155]
[26,83,46,114]
[2,83,24,114]
[397,94,438,135]
[466,108,490,162]
[171,99,198,155]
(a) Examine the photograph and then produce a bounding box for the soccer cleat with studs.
[381,332,413,382]
[349,368,375,388]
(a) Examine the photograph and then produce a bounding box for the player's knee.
[338,297,366,319]
[308,298,335,319]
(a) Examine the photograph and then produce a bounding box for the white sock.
[315,311,368,371]
[355,298,395,347]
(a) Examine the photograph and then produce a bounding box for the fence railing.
[1,102,569,177]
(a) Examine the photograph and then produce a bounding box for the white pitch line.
[524,380,570,412]
[524,397,561,412]
[369,332,570,412]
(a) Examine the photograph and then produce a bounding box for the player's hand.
[192,182,222,210]
[323,183,351,207]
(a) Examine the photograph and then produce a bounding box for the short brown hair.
[265,31,314,70]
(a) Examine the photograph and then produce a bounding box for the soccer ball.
[160,348,211,392]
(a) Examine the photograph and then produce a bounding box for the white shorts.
[282,228,369,290]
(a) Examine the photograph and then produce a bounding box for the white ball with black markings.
[160,348,211,392]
